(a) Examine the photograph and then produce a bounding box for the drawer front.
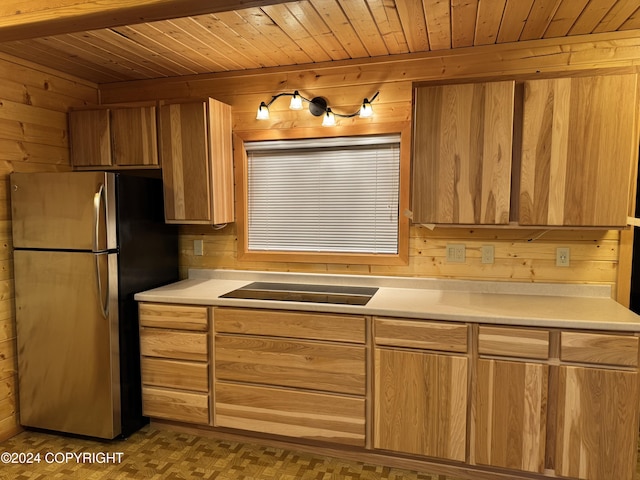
[140,328,208,361]
[142,386,209,425]
[561,332,639,367]
[215,382,365,446]
[214,308,365,344]
[375,317,468,353]
[141,357,209,392]
[139,303,208,331]
[479,326,550,359]
[215,335,366,395]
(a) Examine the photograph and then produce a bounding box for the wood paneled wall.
[179,224,619,286]
[0,52,98,441]
[97,33,638,300]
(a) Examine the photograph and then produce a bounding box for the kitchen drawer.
[142,386,209,425]
[479,326,550,359]
[213,307,365,344]
[141,357,209,392]
[374,317,468,353]
[215,382,365,446]
[140,328,208,361]
[139,303,208,331]
[215,335,365,395]
[560,331,639,367]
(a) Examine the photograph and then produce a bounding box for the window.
[235,126,410,265]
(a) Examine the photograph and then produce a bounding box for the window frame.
[234,123,411,266]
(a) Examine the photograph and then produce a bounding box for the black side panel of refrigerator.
[115,174,179,437]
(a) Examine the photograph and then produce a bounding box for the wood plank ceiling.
[0,0,639,85]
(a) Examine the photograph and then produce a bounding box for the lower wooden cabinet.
[555,365,639,480]
[374,347,468,461]
[373,317,469,462]
[135,303,640,480]
[474,358,548,473]
[139,303,211,426]
[474,325,640,480]
[213,307,367,446]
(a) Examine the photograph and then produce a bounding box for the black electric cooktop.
[219,282,378,306]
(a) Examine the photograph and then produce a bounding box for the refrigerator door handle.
[93,183,106,252]
[95,252,109,318]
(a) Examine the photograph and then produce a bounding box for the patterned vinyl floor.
[0,425,456,480]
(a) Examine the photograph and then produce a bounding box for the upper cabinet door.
[160,101,212,223]
[69,109,112,167]
[412,81,515,224]
[69,106,159,168]
[159,98,234,225]
[111,106,158,166]
[519,74,638,227]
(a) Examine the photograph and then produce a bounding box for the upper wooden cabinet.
[519,74,638,227]
[69,106,158,168]
[159,98,234,225]
[412,81,515,224]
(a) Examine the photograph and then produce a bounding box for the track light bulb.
[289,91,303,110]
[322,108,336,127]
[359,99,373,118]
[256,102,270,120]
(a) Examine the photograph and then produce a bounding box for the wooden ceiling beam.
[0,0,289,42]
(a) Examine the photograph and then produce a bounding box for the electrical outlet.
[481,245,494,264]
[194,239,204,256]
[446,244,466,263]
[556,247,570,267]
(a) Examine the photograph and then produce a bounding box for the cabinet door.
[412,81,514,224]
[160,101,212,223]
[69,109,112,167]
[475,359,548,473]
[111,106,158,166]
[555,365,639,480]
[519,74,638,226]
[374,348,467,461]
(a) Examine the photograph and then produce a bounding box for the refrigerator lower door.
[14,249,121,439]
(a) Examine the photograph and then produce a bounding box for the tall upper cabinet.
[519,74,638,227]
[412,81,515,225]
[159,98,234,225]
[69,106,159,168]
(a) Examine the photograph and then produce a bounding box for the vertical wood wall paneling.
[0,53,98,441]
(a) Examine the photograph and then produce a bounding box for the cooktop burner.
[219,282,378,306]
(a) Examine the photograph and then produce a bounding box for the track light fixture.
[256,91,379,125]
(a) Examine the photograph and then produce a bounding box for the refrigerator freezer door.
[14,249,121,439]
[10,172,117,251]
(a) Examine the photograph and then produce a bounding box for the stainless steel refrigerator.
[10,171,178,439]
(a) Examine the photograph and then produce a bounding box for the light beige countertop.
[134,269,640,332]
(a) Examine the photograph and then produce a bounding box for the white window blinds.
[245,135,400,254]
